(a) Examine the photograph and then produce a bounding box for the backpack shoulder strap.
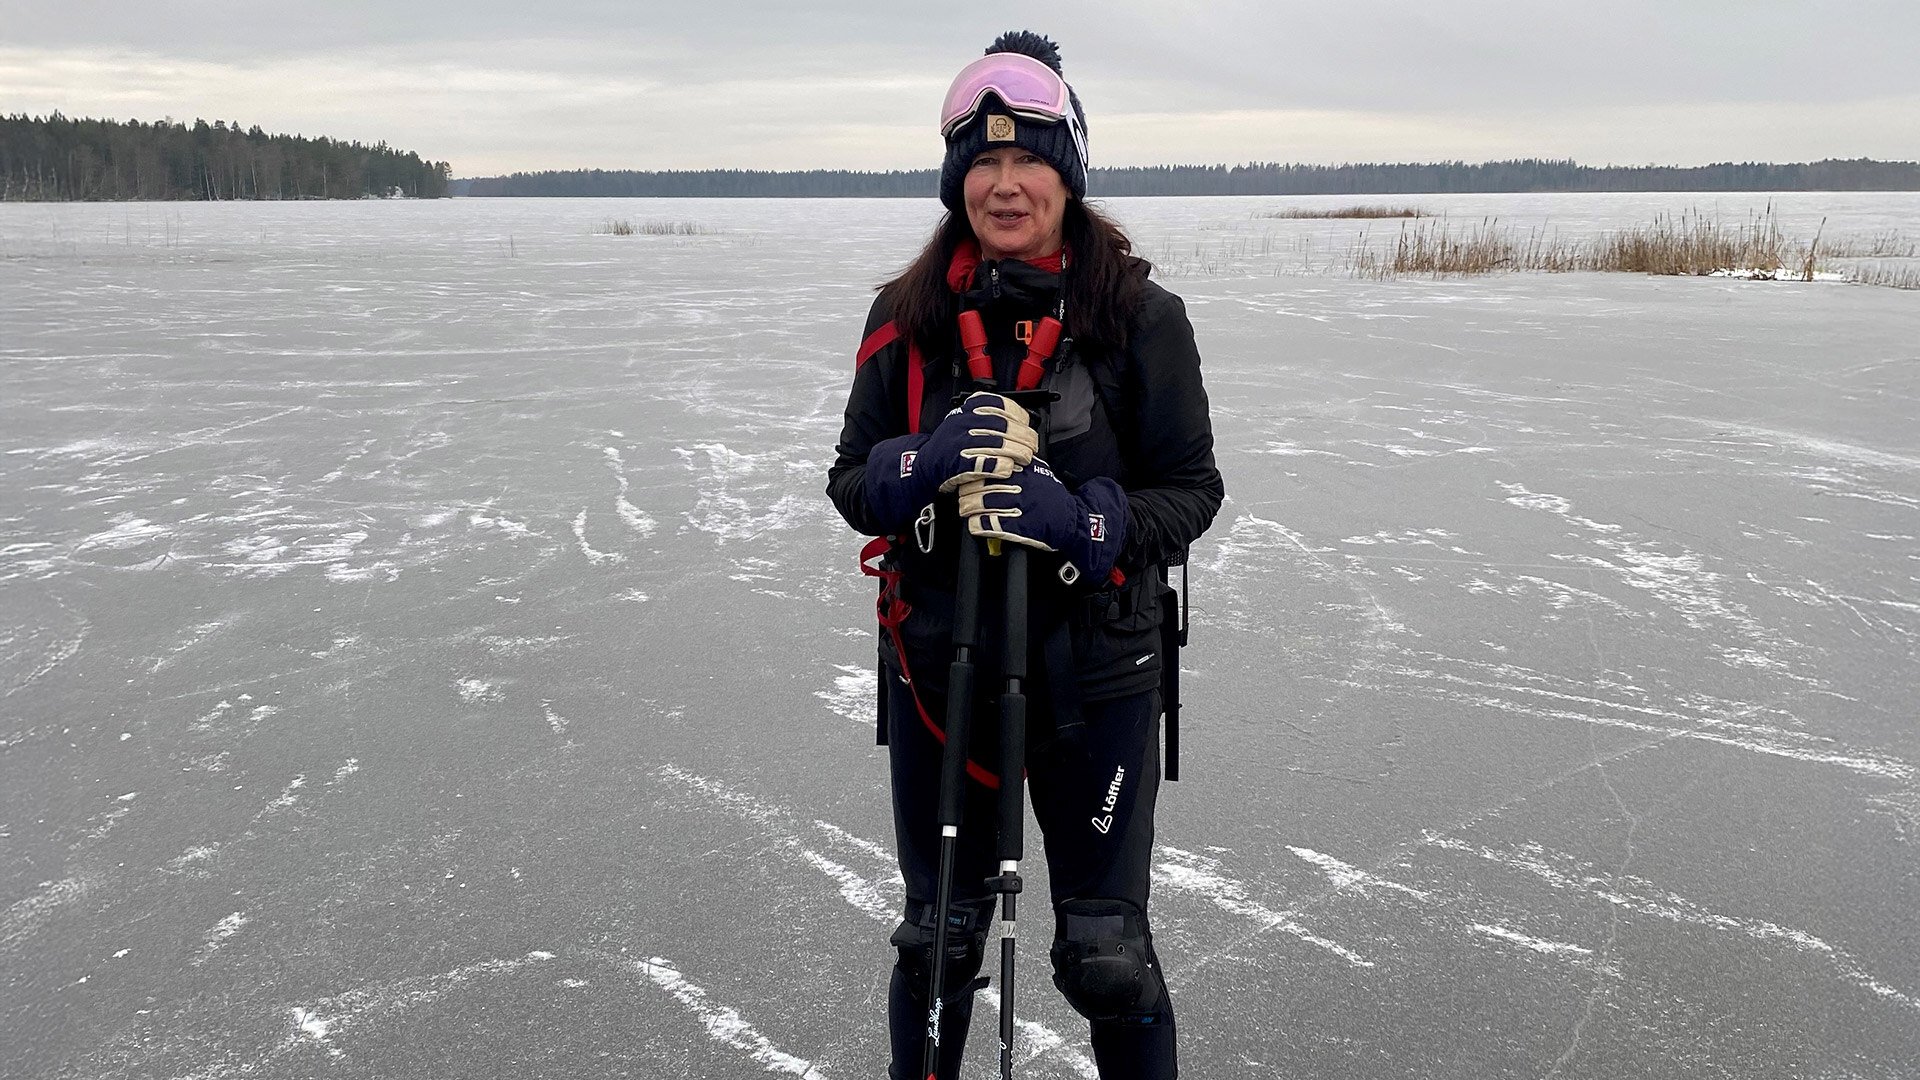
[856,320,926,435]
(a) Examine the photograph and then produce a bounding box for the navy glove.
[957,460,1129,583]
[864,393,1038,533]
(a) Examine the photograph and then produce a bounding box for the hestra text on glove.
[956,461,1129,581]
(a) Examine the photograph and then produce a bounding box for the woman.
[826,31,1223,1080]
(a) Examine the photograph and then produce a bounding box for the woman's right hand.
[929,392,1038,492]
[864,392,1038,531]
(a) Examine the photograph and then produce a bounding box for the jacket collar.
[946,238,1067,293]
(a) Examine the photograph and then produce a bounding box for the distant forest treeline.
[457,157,1920,198]
[1,113,452,201]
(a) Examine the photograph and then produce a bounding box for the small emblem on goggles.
[986,115,1016,142]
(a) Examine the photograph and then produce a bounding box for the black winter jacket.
[826,259,1224,701]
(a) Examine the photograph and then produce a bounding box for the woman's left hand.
[956,461,1128,580]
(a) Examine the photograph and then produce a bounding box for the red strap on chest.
[855,321,899,367]
[856,321,927,435]
[906,342,924,434]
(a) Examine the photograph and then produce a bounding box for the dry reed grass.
[1585,210,1792,276]
[1816,230,1918,258]
[599,219,710,236]
[1350,217,1581,277]
[1842,263,1920,289]
[1266,205,1429,220]
[1351,206,1915,288]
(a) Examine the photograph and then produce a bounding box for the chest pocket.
[1042,356,1129,490]
[1047,361,1097,443]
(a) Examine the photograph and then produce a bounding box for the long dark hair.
[879,200,1148,354]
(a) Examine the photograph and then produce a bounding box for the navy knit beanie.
[939,31,1088,212]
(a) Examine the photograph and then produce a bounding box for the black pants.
[885,678,1177,1080]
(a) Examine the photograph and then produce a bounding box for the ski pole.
[921,533,985,1080]
[987,541,1029,1080]
[985,388,1052,1079]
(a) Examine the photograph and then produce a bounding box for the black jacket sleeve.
[825,298,906,538]
[1116,283,1225,570]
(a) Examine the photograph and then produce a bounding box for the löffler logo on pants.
[1091,765,1126,834]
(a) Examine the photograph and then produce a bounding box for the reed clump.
[1266,205,1429,220]
[598,219,710,236]
[1585,210,1789,276]
[1843,263,1920,289]
[1816,230,1918,258]
[1351,218,1581,277]
[1350,206,1913,288]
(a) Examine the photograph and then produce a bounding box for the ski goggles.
[939,52,1089,171]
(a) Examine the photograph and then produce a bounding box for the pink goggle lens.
[939,53,1072,136]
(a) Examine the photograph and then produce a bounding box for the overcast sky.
[4,1,1917,177]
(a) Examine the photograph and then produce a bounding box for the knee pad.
[890,899,991,1005]
[1050,898,1165,1022]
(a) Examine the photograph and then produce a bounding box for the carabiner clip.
[914,503,937,554]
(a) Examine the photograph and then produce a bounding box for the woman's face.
[963,147,1068,262]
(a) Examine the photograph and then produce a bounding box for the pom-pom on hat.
[939,31,1088,212]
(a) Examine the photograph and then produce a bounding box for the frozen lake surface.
[4,195,1919,1079]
